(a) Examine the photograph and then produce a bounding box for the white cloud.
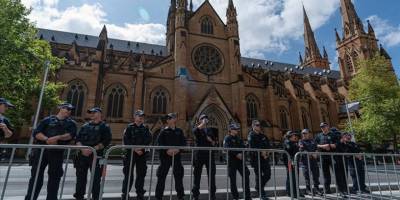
[23,0,166,45]
[193,0,340,59]
[23,0,340,58]
[367,15,400,47]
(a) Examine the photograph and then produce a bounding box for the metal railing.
[0,144,97,200]
[1,144,400,199]
[99,145,293,200]
[293,151,400,199]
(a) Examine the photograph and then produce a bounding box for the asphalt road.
[1,162,400,200]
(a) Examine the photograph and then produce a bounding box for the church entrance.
[199,104,229,145]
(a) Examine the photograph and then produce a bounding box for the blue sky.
[22,0,400,77]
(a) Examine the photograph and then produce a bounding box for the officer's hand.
[46,137,58,145]
[134,149,144,156]
[356,155,362,160]
[312,154,318,159]
[236,153,243,160]
[207,136,215,145]
[167,149,174,156]
[262,151,268,159]
[81,148,92,157]
[0,123,7,130]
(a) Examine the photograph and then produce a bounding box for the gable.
[189,1,226,37]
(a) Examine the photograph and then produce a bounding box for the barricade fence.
[0,144,400,200]
[99,145,293,200]
[293,152,400,200]
[0,144,97,200]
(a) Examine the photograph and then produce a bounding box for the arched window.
[151,87,168,114]
[321,109,330,124]
[106,84,126,118]
[301,108,310,129]
[66,80,87,117]
[352,51,358,69]
[345,54,353,73]
[201,17,214,34]
[246,95,258,122]
[279,107,289,130]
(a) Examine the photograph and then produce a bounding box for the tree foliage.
[348,54,400,146]
[0,0,64,129]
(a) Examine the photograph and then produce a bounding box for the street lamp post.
[26,60,50,158]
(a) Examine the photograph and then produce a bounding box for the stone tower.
[301,6,330,70]
[336,0,393,82]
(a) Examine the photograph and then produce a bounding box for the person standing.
[0,98,14,141]
[283,131,303,198]
[247,120,271,200]
[337,132,370,194]
[299,129,321,195]
[191,114,217,200]
[121,110,152,200]
[224,123,251,200]
[73,107,112,200]
[25,103,77,200]
[155,113,186,200]
[315,122,336,194]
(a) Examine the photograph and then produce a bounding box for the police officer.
[191,114,217,200]
[315,122,347,195]
[338,132,370,194]
[121,110,152,200]
[0,98,14,141]
[247,120,271,200]
[155,113,186,200]
[25,103,77,200]
[73,107,112,200]
[224,123,251,200]
[283,131,303,198]
[299,129,321,195]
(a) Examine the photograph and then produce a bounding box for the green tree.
[348,54,400,151]
[0,0,64,134]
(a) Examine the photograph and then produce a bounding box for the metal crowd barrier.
[294,151,400,200]
[99,145,293,200]
[0,144,97,200]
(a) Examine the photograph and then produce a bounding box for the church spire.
[301,6,329,69]
[303,6,321,60]
[367,20,376,37]
[189,0,193,12]
[340,0,365,38]
[226,0,237,24]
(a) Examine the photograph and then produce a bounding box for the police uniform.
[223,123,251,200]
[337,133,369,194]
[282,131,301,198]
[73,108,112,200]
[25,104,77,200]
[314,127,337,193]
[121,111,152,200]
[155,113,186,200]
[247,130,271,198]
[0,98,15,160]
[299,130,320,194]
[191,114,217,199]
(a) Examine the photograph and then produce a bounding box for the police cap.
[166,113,177,120]
[320,122,329,128]
[58,102,74,110]
[87,107,102,113]
[199,114,208,120]
[0,98,15,108]
[228,123,240,130]
[134,110,145,117]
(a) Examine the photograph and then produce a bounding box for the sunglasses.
[254,124,261,127]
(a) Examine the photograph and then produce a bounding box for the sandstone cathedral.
[33,0,394,144]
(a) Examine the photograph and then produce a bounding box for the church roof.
[37,28,341,79]
[241,57,340,79]
[38,28,167,56]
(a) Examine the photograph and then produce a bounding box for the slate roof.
[38,28,341,79]
[38,28,167,56]
[241,57,341,79]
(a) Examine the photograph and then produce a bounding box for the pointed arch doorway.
[199,104,229,145]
